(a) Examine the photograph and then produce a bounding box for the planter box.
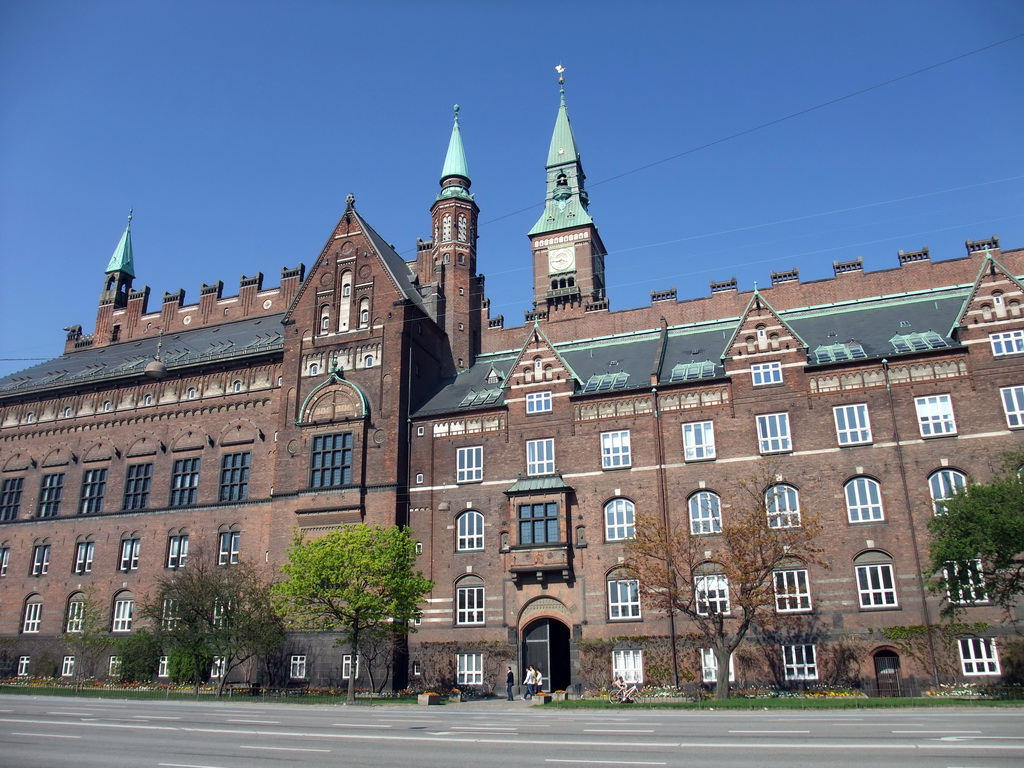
[418,694,441,705]
[532,694,552,705]
[551,692,568,701]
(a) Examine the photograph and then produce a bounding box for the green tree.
[624,464,826,699]
[116,630,163,682]
[928,450,1024,618]
[142,550,285,696]
[61,587,113,685]
[273,525,433,703]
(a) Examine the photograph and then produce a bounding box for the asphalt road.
[1,694,1022,768]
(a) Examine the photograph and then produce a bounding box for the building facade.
[1,88,1021,694]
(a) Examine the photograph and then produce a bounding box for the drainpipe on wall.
[652,386,680,689]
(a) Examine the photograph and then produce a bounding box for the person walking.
[523,665,536,699]
[534,667,544,695]
[506,666,515,701]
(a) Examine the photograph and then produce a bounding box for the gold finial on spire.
[555,63,565,86]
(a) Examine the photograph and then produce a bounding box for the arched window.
[341,271,352,298]
[22,594,43,633]
[455,575,484,625]
[929,469,966,514]
[186,388,197,400]
[320,311,330,333]
[765,484,801,528]
[456,510,484,551]
[66,592,86,633]
[111,590,134,632]
[458,215,467,242]
[604,498,635,541]
[103,401,112,412]
[63,407,72,418]
[232,380,242,393]
[359,299,370,328]
[688,491,721,534]
[845,476,884,522]
[607,569,641,620]
[26,412,35,423]
[143,395,153,406]
[309,363,319,376]
[442,215,452,242]
[363,355,374,368]
[854,550,897,608]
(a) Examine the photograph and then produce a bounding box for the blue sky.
[1,1,1022,377]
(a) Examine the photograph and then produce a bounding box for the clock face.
[548,246,575,273]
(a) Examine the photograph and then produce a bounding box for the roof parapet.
[833,257,863,276]
[710,277,737,294]
[651,288,677,304]
[898,246,930,265]
[966,235,1000,255]
[771,268,799,286]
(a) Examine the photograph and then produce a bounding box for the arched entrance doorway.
[873,649,902,697]
[522,618,571,692]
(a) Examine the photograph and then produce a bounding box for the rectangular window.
[0,546,9,577]
[210,656,225,679]
[751,361,783,386]
[123,463,153,511]
[62,655,75,678]
[773,569,811,612]
[701,649,735,683]
[66,600,84,633]
[161,599,180,630]
[611,649,643,684]
[526,391,552,414]
[32,544,50,576]
[342,654,359,680]
[78,468,107,514]
[756,412,792,454]
[108,656,121,678]
[601,430,631,469]
[457,652,483,686]
[856,563,897,608]
[989,329,1024,357]
[682,421,716,461]
[169,457,201,506]
[158,656,169,678]
[783,644,818,680]
[456,446,483,483]
[219,452,251,501]
[833,403,872,445]
[608,579,641,620]
[112,599,134,632]
[167,534,189,569]
[526,438,555,476]
[945,559,988,604]
[119,539,140,571]
[23,602,42,633]
[219,531,240,565]
[1000,385,1024,428]
[17,656,30,676]
[959,637,1000,675]
[0,477,24,520]
[518,502,560,545]
[695,574,730,615]
[309,432,353,488]
[37,472,65,517]
[915,394,956,437]
[74,541,94,575]
[290,655,307,679]
[456,585,485,625]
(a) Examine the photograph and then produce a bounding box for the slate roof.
[350,207,429,315]
[0,314,285,399]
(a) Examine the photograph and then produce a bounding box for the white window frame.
[457,652,483,686]
[604,498,635,541]
[456,584,485,626]
[17,655,30,676]
[959,637,1000,675]
[526,391,552,414]
[456,446,483,483]
[845,476,885,522]
[108,656,121,678]
[608,578,641,620]
[74,541,94,574]
[23,601,42,633]
[65,599,84,633]
[856,563,898,608]
[167,534,189,569]
[929,469,966,515]
[783,644,818,680]
[765,484,801,528]
[701,648,735,683]
[210,656,225,678]
[945,559,988,604]
[342,654,359,680]
[612,649,643,684]
[833,403,872,445]
[219,531,240,565]
[682,420,716,461]
[456,510,485,551]
[688,491,722,535]
[32,544,49,576]
[526,438,555,476]
[601,430,631,469]
[751,361,783,386]
[774,569,812,612]
[989,329,1024,357]
[756,412,792,454]
[290,655,307,679]
[158,656,169,678]
[915,394,956,437]
[62,655,75,678]
[695,574,730,615]
[119,538,140,571]
[112,598,134,632]
[1000,385,1024,428]
[0,546,8,576]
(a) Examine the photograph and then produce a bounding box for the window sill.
[857,604,901,612]
[601,465,632,472]
[920,432,958,439]
[684,455,717,463]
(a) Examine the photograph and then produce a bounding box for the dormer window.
[309,363,319,376]
[186,388,197,400]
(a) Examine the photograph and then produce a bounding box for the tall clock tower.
[527,74,608,319]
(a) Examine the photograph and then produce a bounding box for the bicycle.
[613,683,640,703]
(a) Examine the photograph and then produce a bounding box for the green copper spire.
[105,209,135,278]
[438,105,473,201]
[529,68,593,236]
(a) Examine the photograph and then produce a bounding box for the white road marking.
[330,723,393,728]
[583,729,655,734]
[729,730,810,734]
[452,726,519,731]
[159,764,227,768]
[546,761,666,766]
[133,716,182,720]
[240,745,331,753]
[11,732,80,739]
[226,719,280,724]
[47,711,95,716]
[893,730,982,734]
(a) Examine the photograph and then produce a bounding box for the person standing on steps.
[506,666,515,701]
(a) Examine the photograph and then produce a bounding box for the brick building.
[1,86,1021,694]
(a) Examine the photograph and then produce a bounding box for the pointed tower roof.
[545,86,581,168]
[105,210,135,278]
[438,105,473,202]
